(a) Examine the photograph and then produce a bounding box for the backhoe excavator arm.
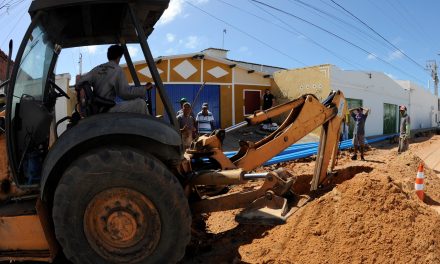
[187,90,346,191]
[188,91,346,220]
[232,90,346,190]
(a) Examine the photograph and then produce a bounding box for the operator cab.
[4,0,176,187]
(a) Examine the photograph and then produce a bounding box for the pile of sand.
[240,170,440,263]
[183,136,440,264]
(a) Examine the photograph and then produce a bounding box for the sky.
[0,0,439,91]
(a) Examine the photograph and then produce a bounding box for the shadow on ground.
[425,194,440,206]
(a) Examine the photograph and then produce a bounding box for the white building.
[54,73,71,135]
[273,64,439,137]
[396,80,438,130]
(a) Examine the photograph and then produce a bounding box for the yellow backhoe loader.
[0,1,346,263]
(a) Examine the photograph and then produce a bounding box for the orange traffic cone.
[415,163,425,201]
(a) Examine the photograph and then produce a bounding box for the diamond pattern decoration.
[138,66,163,78]
[173,60,197,79]
[207,66,229,78]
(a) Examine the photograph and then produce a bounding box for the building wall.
[273,64,439,137]
[203,59,232,84]
[125,61,168,84]
[331,66,439,136]
[220,85,233,127]
[331,66,409,137]
[122,56,271,128]
[0,50,13,83]
[272,65,332,133]
[273,65,331,102]
[170,58,202,83]
[234,84,268,123]
[232,61,285,74]
[54,73,71,135]
[235,67,270,85]
[397,80,438,129]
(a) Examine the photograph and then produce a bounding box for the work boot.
[351,154,357,160]
[361,155,365,161]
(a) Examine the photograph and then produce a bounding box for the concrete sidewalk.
[417,139,440,174]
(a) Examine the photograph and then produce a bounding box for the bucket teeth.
[236,193,311,225]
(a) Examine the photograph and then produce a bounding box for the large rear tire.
[52,147,191,264]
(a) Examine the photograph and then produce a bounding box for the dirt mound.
[240,172,440,263]
[182,136,440,264]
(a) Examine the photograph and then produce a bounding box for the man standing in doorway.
[349,107,370,161]
[262,89,275,124]
[196,103,215,136]
[262,89,275,110]
[398,105,411,153]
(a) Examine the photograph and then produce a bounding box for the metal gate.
[161,84,220,128]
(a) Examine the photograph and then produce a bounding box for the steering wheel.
[49,79,70,99]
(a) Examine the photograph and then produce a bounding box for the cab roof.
[28,0,169,48]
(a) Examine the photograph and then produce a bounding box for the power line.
[364,0,415,43]
[395,0,429,38]
[243,0,365,70]
[389,0,432,50]
[0,6,27,48]
[185,1,307,66]
[0,0,27,15]
[329,0,427,71]
[288,0,397,59]
[217,0,362,69]
[215,0,370,89]
[290,0,377,42]
[188,0,423,90]
[249,0,425,84]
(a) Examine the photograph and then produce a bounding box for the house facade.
[121,48,284,128]
[0,49,14,93]
[273,64,439,137]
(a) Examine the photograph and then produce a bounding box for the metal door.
[383,103,397,134]
[244,90,261,116]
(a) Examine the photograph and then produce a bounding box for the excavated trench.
[291,165,374,194]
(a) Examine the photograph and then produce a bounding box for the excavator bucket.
[236,192,311,225]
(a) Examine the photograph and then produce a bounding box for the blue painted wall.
[158,84,221,128]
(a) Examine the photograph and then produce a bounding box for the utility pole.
[427,60,438,96]
[78,53,83,76]
[222,29,226,49]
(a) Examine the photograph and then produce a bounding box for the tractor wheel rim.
[84,187,161,262]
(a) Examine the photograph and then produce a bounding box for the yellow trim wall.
[235,67,270,85]
[121,56,272,128]
[169,58,201,82]
[273,64,331,101]
[203,60,232,83]
[220,85,233,127]
[272,64,332,135]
